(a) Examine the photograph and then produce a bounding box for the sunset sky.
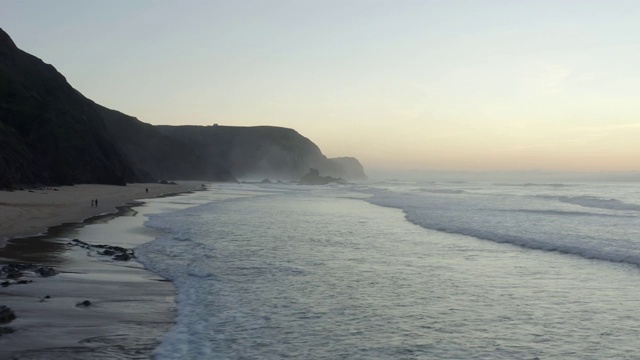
[2,0,639,173]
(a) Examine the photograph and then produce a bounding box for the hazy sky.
[2,0,639,172]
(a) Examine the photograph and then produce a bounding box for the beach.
[0,183,202,244]
[0,182,204,359]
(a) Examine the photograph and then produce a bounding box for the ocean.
[136,181,640,359]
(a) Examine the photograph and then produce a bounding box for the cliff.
[0,28,143,186]
[97,107,235,182]
[157,125,366,181]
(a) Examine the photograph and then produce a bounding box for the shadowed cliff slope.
[98,107,235,182]
[0,28,143,186]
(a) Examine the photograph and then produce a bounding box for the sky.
[1,0,639,173]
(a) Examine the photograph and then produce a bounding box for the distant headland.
[0,28,366,188]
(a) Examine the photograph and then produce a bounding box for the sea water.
[136,181,640,359]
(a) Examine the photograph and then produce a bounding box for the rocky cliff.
[157,125,367,181]
[0,28,143,186]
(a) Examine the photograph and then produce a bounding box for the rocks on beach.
[1,263,57,287]
[69,239,136,261]
[0,305,16,337]
[0,305,16,324]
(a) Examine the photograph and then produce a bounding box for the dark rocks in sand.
[112,253,132,261]
[0,306,16,324]
[1,263,58,282]
[35,266,57,277]
[76,300,92,307]
[0,308,14,336]
[69,239,136,261]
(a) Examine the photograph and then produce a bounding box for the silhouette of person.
[95,199,98,207]
[146,188,148,194]
[91,199,94,207]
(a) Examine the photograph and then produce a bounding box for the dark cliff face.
[157,125,325,180]
[157,125,366,181]
[0,28,143,186]
[98,106,236,182]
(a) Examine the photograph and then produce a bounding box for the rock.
[35,266,57,277]
[112,253,131,261]
[77,300,92,307]
[0,306,16,324]
[299,168,348,185]
[0,327,14,336]
[1,263,58,280]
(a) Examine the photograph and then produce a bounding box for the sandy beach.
[0,182,202,244]
[0,182,205,359]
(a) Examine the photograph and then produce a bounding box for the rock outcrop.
[299,168,347,185]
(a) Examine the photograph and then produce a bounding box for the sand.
[0,182,205,359]
[0,182,202,244]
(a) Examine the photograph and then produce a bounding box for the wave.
[364,188,640,267]
[493,183,575,188]
[416,188,467,195]
[545,195,640,212]
[501,209,633,218]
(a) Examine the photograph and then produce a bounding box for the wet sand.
[0,182,206,359]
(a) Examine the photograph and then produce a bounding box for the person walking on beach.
[95,199,98,207]
[91,199,94,207]
[146,188,148,194]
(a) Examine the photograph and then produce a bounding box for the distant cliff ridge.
[0,28,366,187]
[157,125,367,181]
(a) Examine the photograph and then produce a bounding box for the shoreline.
[0,182,206,359]
[0,182,203,246]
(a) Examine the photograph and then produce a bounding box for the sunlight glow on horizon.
[2,0,639,172]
